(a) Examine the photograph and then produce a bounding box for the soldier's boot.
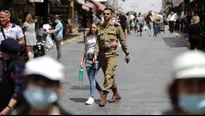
[109,88,121,103]
[99,91,108,107]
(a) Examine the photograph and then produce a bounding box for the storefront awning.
[173,0,184,7]
[76,0,94,9]
[104,2,118,12]
[90,0,106,11]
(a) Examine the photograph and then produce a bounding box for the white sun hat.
[172,51,205,79]
[24,56,65,81]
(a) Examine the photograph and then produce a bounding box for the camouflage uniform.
[94,21,129,107]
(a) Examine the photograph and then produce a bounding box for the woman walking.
[188,14,203,50]
[22,13,37,60]
[79,23,102,105]
[137,13,144,36]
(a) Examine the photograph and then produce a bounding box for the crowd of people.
[1,5,205,115]
[0,10,67,115]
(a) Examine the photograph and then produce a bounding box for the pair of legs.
[153,23,160,36]
[54,38,62,61]
[86,66,101,97]
[85,54,102,105]
[99,54,121,107]
[26,45,34,60]
[189,37,202,50]
[137,24,143,36]
[169,21,175,33]
[147,22,154,36]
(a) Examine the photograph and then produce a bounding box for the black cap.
[0,39,21,55]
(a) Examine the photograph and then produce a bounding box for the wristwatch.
[126,52,129,56]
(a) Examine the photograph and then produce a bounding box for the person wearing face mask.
[48,15,63,62]
[154,50,205,115]
[8,56,73,115]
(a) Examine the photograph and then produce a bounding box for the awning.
[82,5,90,11]
[90,0,106,11]
[76,0,94,9]
[173,0,184,7]
[104,2,117,12]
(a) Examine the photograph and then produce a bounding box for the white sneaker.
[85,97,95,105]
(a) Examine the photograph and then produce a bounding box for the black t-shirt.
[119,15,127,27]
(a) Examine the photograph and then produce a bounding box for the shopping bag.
[45,34,54,49]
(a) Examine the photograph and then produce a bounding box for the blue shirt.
[54,22,63,39]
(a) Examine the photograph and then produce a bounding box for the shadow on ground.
[70,85,90,90]
[163,36,190,49]
[69,98,101,104]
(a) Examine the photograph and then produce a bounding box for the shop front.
[68,0,94,33]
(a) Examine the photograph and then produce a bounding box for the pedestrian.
[0,10,25,45]
[154,51,205,115]
[79,22,102,105]
[0,10,25,77]
[93,8,130,107]
[8,56,73,115]
[137,12,144,36]
[0,39,25,115]
[145,11,154,36]
[167,11,177,33]
[22,13,37,60]
[188,15,203,50]
[48,15,64,62]
[119,13,127,35]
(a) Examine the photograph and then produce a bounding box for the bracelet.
[7,106,12,110]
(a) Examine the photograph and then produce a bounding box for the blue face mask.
[23,86,58,110]
[178,94,205,114]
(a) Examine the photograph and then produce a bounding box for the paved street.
[47,30,189,115]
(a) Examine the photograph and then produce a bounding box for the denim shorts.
[85,54,99,69]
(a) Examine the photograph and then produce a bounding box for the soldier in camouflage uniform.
[93,8,130,107]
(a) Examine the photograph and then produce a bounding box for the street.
[47,30,189,115]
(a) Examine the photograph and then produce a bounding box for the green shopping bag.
[78,68,83,82]
[130,20,135,28]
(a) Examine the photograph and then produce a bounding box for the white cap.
[172,51,205,79]
[24,56,65,81]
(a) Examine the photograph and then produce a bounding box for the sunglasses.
[103,13,110,16]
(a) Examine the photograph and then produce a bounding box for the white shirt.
[0,24,24,44]
[85,34,97,54]
[168,13,178,22]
